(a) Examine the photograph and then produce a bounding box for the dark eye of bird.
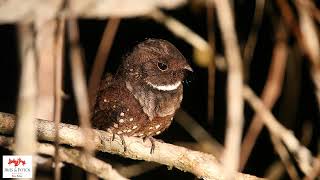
[157,62,168,71]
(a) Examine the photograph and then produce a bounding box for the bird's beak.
[183,64,193,72]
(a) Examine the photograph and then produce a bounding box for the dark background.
[0,1,319,179]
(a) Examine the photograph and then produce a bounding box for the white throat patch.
[147,81,181,91]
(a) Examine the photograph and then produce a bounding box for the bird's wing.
[98,73,113,91]
[92,84,126,130]
[91,82,147,136]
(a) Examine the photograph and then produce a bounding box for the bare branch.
[0,112,262,180]
[240,24,288,170]
[0,0,187,24]
[264,161,285,179]
[67,10,96,180]
[243,86,315,175]
[210,0,244,177]
[175,110,223,157]
[270,135,299,180]
[16,23,38,178]
[295,0,320,111]
[276,0,320,111]
[116,162,160,178]
[206,3,216,126]
[149,9,212,63]
[243,0,266,82]
[53,17,65,180]
[68,15,95,153]
[88,18,121,111]
[0,136,128,180]
[35,20,57,121]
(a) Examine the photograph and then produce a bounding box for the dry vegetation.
[0,0,319,179]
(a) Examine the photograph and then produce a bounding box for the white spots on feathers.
[129,118,134,121]
[119,119,124,123]
[156,131,161,135]
[155,124,161,129]
[113,123,118,128]
[132,125,138,129]
[120,112,124,116]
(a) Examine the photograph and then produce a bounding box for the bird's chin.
[146,81,181,91]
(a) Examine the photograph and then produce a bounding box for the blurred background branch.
[15,22,38,179]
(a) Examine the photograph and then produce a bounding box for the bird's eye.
[157,62,168,71]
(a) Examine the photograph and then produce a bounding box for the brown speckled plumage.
[92,39,192,152]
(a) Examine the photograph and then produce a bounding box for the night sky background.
[0,1,319,179]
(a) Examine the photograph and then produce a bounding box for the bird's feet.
[111,133,127,152]
[143,137,163,154]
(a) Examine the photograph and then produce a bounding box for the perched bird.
[92,39,192,153]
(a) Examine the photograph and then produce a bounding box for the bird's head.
[120,39,192,91]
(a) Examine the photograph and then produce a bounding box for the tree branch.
[0,112,262,180]
[243,86,315,175]
[0,135,128,180]
[16,22,38,178]
[210,0,244,177]
[0,0,186,24]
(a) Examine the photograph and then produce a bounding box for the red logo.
[8,158,26,167]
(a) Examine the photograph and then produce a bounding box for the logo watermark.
[2,155,32,178]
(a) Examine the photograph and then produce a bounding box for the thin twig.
[210,0,244,177]
[264,120,315,179]
[16,23,38,179]
[175,109,223,157]
[116,162,160,178]
[264,161,285,179]
[148,10,212,57]
[67,10,95,152]
[88,18,121,111]
[53,17,65,180]
[0,136,128,180]
[242,0,266,82]
[276,0,320,111]
[270,135,300,180]
[206,2,216,126]
[240,24,288,170]
[67,14,96,180]
[0,112,262,180]
[295,0,320,66]
[295,0,320,110]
